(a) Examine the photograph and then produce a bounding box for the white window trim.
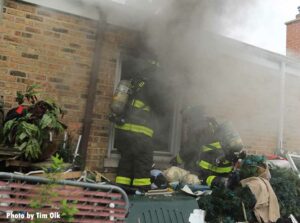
[286,153,300,176]
[106,51,122,159]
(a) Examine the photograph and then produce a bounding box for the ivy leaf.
[19,141,27,150]
[19,132,27,141]
[16,91,24,104]
[40,113,52,129]
[3,119,16,135]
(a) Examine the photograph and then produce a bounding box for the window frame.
[286,153,300,176]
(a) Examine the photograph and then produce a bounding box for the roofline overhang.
[18,0,154,30]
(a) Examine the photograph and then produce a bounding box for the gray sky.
[224,0,299,55]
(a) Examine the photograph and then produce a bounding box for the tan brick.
[3,13,15,22]
[28,73,46,81]
[24,26,40,34]
[0,0,138,171]
[3,35,22,44]
[15,17,33,26]
[5,1,18,9]
[5,8,26,17]
[0,68,9,74]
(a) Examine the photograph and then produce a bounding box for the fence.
[0,172,129,223]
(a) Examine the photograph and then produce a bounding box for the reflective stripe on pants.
[115,176,131,185]
[132,178,151,186]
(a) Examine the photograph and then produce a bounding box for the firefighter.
[171,106,243,187]
[197,136,236,188]
[110,77,155,192]
[198,120,244,187]
[171,106,218,171]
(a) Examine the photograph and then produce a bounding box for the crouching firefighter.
[197,127,244,188]
[109,77,155,192]
[171,107,244,188]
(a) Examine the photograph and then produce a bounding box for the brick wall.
[283,73,300,152]
[286,11,300,55]
[184,53,300,155]
[0,0,138,170]
[1,0,300,173]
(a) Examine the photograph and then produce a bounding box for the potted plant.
[2,85,67,161]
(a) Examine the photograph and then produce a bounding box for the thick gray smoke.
[144,1,261,109]
[143,0,284,152]
[82,0,296,152]
[145,0,257,86]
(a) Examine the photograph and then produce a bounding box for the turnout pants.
[115,130,153,188]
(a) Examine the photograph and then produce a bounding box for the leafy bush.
[270,167,300,219]
[2,85,66,161]
[198,185,256,223]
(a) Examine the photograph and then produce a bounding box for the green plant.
[16,84,40,105]
[48,154,65,173]
[270,167,300,219]
[30,155,78,223]
[198,185,256,223]
[60,200,78,222]
[2,85,66,161]
[198,155,300,222]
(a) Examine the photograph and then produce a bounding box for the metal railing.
[0,172,129,223]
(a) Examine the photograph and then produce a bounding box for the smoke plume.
[82,0,298,152]
[143,0,284,152]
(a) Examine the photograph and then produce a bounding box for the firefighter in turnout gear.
[111,77,155,191]
[171,106,243,187]
[197,138,235,187]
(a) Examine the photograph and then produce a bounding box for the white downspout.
[277,61,286,154]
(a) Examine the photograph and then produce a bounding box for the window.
[105,53,182,167]
[286,153,300,176]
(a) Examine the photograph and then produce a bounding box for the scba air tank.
[110,80,132,116]
[219,121,243,152]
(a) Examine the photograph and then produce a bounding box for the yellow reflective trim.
[132,99,150,111]
[223,160,230,164]
[115,176,131,185]
[176,154,183,164]
[138,81,145,88]
[201,142,222,152]
[206,176,216,186]
[115,123,154,137]
[210,142,221,149]
[202,146,213,152]
[132,178,151,186]
[199,160,233,174]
